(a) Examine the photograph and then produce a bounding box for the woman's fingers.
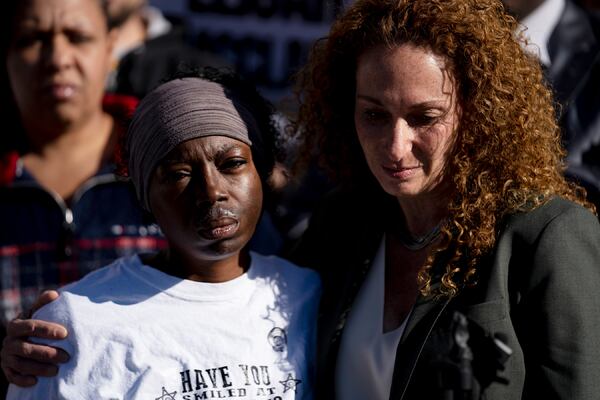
[6,318,67,341]
[0,292,68,386]
[2,353,59,379]
[2,335,69,364]
[3,366,38,387]
[29,291,60,316]
[0,315,70,385]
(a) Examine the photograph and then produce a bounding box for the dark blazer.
[291,187,600,399]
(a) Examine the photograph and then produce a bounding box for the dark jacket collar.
[390,296,452,399]
[547,0,600,104]
[317,184,456,400]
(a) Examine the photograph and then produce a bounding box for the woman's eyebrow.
[213,142,245,158]
[159,157,187,165]
[355,94,383,105]
[356,93,450,111]
[160,142,245,165]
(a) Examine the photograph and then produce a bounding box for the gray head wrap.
[127,77,262,211]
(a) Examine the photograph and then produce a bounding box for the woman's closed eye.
[162,168,192,183]
[360,108,390,124]
[66,30,94,45]
[219,158,248,172]
[12,31,42,49]
[406,113,439,127]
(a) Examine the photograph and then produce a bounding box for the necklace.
[396,220,444,251]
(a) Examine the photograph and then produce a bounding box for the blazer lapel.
[388,293,452,400]
[547,1,600,106]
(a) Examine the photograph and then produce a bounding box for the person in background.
[290,0,600,398]
[0,0,167,393]
[104,0,228,98]
[502,0,600,210]
[103,0,286,255]
[6,70,320,400]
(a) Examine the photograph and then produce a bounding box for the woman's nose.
[194,169,228,206]
[388,118,414,160]
[43,35,73,71]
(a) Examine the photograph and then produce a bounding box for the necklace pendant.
[396,222,443,251]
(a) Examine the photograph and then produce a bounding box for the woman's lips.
[196,218,240,240]
[43,83,77,101]
[382,165,420,180]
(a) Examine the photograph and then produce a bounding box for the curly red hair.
[294,0,595,297]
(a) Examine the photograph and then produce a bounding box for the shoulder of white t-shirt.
[249,251,321,291]
[57,255,136,293]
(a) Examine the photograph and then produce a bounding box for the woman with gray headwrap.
[6,70,321,400]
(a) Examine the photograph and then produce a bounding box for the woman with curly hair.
[289,0,600,398]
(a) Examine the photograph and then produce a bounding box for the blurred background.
[147,0,600,107]
[149,0,348,109]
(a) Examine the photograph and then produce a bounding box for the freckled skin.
[354,43,460,211]
[148,136,263,282]
[354,43,463,332]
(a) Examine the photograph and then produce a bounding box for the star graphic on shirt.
[155,386,177,400]
[280,373,302,393]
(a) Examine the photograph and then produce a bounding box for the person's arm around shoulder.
[517,201,600,398]
[1,291,69,388]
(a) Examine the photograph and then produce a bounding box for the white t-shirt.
[7,252,321,400]
[335,237,408,400]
